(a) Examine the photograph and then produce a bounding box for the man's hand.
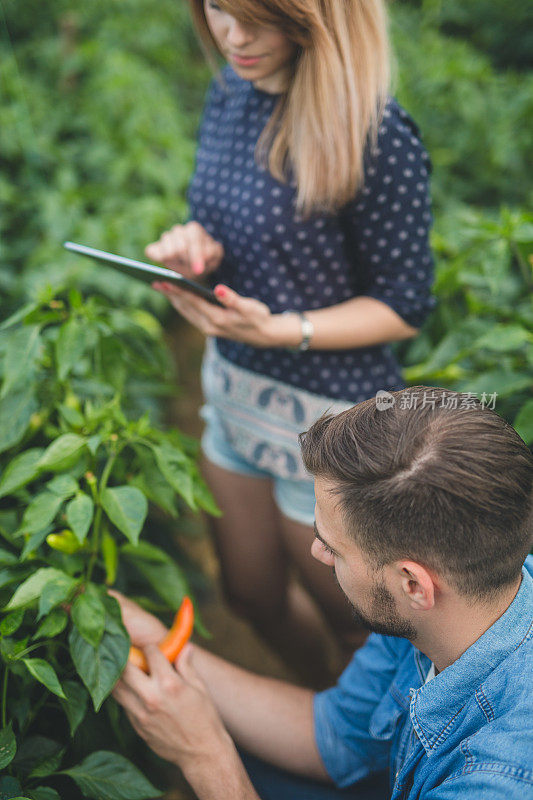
[113,645,231,766]
[108,590,167,648]
[113,646,259,799]
[145,222,224,278]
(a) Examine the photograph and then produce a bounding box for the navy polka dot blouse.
[188,66,436,403]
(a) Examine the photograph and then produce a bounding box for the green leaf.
[0,776,22,798]
[152,444,196,508]
[0,302,38,331]
[1,326,41,399]
[514,399,533,446]
[59,402,85,428]
[87,434,102,455]
[192,472,221,517]
[121,541,170,564]
[38,572,77,619]
[0,547,18,566]
[129,472,178,519]
[30,748,65,779]
[69,594,129,711]
[474,323,531,352]
[0,723,16,770]
[56,317,87,381]
[12,737,62,777]
[46,475,78,498]
[61,751,161,800]
[0,387,38,455]
[59,680,89,737]
[101,486,147,545]
[0,448,44,498]
[71,590,105,648]
[66,493,94,543]
[456,371,533,399]
[122,543,188,609]
[38,434,87,471]
[1,636,29,662]
[6,568,66,610]
[33,607,68,639]
[20,492,64,535]
[28,747,67,778]
[20,529,52,561]
[22,659,66,698]
[0,608,24,636]
[29,788,62,800]
[0,567,32,592]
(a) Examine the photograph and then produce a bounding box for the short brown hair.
[300,386,533,599]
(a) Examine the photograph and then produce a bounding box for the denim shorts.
[201,404,316,527]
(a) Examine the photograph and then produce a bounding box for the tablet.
[63,241,224,307]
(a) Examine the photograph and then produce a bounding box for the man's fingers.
[113,668,151,716]
[144,644,182,685]
[107,588,126,604]
[121,660,153,690]
[175,645,206,693]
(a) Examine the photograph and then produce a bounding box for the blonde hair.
[189,0,391,216]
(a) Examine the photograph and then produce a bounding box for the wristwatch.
[284,311,314,352]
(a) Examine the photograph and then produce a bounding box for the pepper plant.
[0,289,218,799]
[400,207,533,444]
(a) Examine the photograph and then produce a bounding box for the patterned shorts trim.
[200,338,355,481]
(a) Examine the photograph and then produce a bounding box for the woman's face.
[204,1,297,93]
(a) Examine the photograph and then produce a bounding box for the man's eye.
[320,540,335,556]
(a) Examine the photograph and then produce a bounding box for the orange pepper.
[128,596,194,673]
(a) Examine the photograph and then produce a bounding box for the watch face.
[300,315,314,350]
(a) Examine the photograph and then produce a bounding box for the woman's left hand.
[153,281,293,348]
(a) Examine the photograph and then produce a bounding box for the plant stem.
[86,446,122,582]
[16,639,66,660]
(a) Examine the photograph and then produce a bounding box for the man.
[113,386,533,799]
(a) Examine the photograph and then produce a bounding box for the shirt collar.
[409,563,533,755]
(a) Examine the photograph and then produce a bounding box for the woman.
[148,0,435,681]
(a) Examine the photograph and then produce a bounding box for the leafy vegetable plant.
[0,290,218,799]
[400,207,533,444]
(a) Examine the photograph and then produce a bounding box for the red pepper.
[129,596,194,673]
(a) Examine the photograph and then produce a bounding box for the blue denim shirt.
[314,558,533,798]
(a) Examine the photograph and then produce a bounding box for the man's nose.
[226,19,256,49]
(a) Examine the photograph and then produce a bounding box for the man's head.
[301,387,533,637]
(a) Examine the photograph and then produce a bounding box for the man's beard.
[336,571,417,640]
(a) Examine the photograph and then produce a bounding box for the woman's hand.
[108,590,167,648]
[145,222,224,278]
[113,645,234,771]
[153,282,301,349]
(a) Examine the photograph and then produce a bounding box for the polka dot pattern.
[187,66,436,402]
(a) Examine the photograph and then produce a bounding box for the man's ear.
[394,561,436,611]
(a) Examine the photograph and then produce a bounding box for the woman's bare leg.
[201,458,338,685]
